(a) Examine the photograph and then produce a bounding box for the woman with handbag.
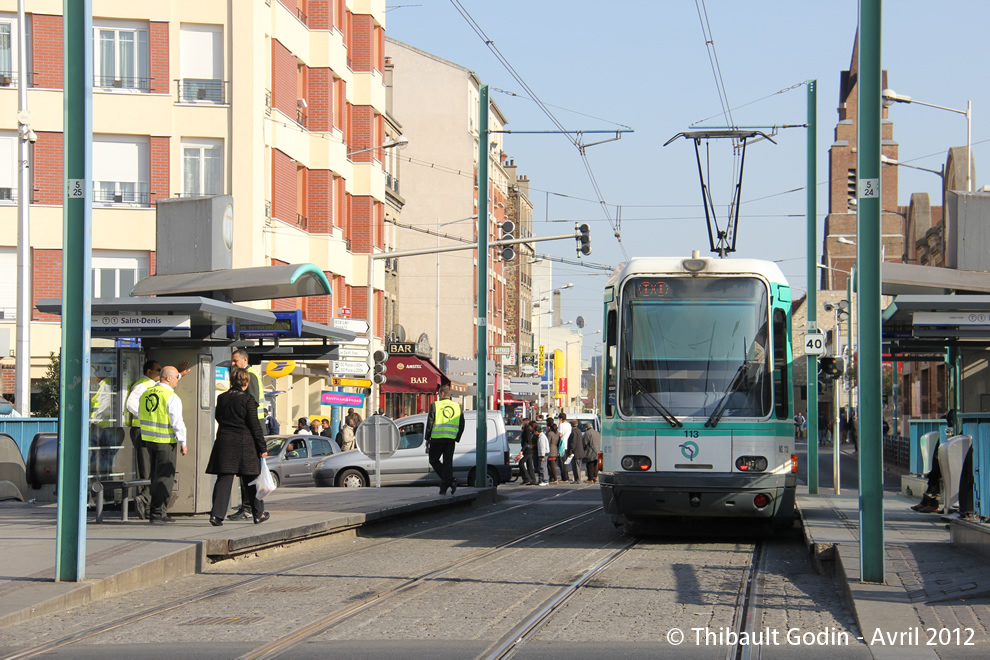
[206,367,270,526]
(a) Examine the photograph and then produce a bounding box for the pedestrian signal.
[818,357,844,381]
[372,349,389,385]
[575,223,591,256]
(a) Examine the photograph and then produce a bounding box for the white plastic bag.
[250,457,277,499]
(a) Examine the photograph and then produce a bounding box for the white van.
[312,411,511,488]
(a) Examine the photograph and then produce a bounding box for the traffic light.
[575,223,591,256]
[500,219,515,261]
[818,357,844,381]
[372,349,389,385]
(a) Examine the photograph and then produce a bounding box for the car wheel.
[467,468,498,488]
[337,469,367,488]
[270,471,280,488]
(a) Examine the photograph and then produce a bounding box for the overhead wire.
[448,0,628,260]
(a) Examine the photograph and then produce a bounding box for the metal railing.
[178,78,225,103]
[296,109,308,128]
[296,8,308,25]
[297,213,308,229]
[265,89,272,116]
[386,173,400,193]
[883,434,911,470]
[94,75,151,91]
[93,184,150,205]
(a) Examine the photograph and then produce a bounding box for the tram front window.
[619,276,771,419]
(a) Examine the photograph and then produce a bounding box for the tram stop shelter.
[36,263,356,515]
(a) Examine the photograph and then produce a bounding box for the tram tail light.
[598,452,603,472]
[735,456,768,472]
[753,493,771,508]
[620,455,652,471]
[791,454,799,474]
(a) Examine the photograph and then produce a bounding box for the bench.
[91,479,151,523]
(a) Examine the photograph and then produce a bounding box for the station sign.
[333,317,370,334]
[93,314,191,331]
[321,391,366,407]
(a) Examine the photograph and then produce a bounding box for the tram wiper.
[625,355,681,427]
[705,363,747,428]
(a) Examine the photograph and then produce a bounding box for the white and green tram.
[599,253,797,532]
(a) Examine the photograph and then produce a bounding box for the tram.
[598,252,797,532]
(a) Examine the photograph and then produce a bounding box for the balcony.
[297,213,308,230]
[386,173,400,194]
[178,78,226,104]
[94,75,151,92]
[296,109,308,129]
[94,182,150,206]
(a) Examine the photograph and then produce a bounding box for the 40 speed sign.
[803,332,826,355]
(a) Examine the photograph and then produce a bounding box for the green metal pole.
[806,80,819,494]
[857,0,885,583]
[55,0,93,582]
[475,84,489,488]
[847,265,854,426]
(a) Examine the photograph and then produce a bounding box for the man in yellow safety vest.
[425,384,464,495]
[139,366,187,523]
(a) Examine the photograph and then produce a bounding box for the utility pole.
[806,79,819,494]
[475,84,490,488]
[15,0,31,416]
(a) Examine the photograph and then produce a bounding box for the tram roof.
[607,256,788,288]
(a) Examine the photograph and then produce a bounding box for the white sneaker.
[538,482,549,486]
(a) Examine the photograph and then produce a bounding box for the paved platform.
[0,485,495,628]
[798,485,990,657]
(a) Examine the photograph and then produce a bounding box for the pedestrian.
[568,419,585,483]
[581,421,601,483]
[546,419,561,483]
[848,410,858,452]
[138,366,187,524]
[839,407,849,444]
[294,417,313,435]
[794,412,806,440]
[264,408,280,435]
[339,412,359,452]
[536,422,550,486]
[557,413,572,463]
[320,418,334,438]
[425,384,464,495]
[124,359,162,520]
[519,420,538,485]
[206,367,270,526]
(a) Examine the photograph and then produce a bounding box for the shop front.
[380,351,450,420]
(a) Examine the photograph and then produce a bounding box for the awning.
[131,264,332,302]
[380,355,450,394]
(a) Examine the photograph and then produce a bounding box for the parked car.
[312,411,511,488]
[265,434,341,488]
[569,413,601,433]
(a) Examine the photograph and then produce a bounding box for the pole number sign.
[803,333,826,356]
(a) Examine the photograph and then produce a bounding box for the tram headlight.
[734,456,768,472]
[620,455,652,471]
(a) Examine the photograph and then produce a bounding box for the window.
[772,308,789,419]
[311,438,330,457]
[180,24,223,102]
[94,22,149,90]
[93,136,149,205]
[398,423,424,450]
[0,16,23,86]
[0,247,15,319]
[0,132,16,202]
[92,250,150,299]
[182,140,222,196]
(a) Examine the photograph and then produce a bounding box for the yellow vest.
[247,364,265,419]
[125,375,157,427]
[139,385,176,444]
[90,379,113,427]
[430,399,462,441]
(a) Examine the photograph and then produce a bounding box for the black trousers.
[148,441,177,520]
[129,427,151,509]
[211,474,264,520]
[520,454,537,484]
[428,440,456,491]
[569,456,584,482]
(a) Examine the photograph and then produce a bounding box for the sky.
[386,1,990,363]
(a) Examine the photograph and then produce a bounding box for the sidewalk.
[798,477,990,657]
[0,485,495,628]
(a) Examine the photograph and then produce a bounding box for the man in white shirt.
[557,413,572,461]
[139,366,187,523]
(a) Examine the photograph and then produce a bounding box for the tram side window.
[772,308,789,419]
[605,309,617,418]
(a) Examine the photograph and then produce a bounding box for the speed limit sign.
[803,332,826,356]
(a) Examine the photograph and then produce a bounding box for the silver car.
[312,411,511,488]
[265,434,342,487]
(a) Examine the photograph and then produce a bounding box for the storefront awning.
[380,355,450,394]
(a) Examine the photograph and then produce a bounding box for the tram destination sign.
[93,314,191,331]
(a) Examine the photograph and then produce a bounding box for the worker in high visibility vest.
[229,349,266,520]
[139,366,188,523]
[124,360,162,519]
[425,384,464,495]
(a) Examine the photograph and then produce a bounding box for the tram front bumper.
[599,471,796,520]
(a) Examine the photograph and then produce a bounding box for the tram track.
[2,490,597,660]
[728,541,768,660]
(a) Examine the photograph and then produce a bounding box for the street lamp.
[882,89,971,192]
[823,297,850,495]
[348,138,409,158]
[880,154,944,180]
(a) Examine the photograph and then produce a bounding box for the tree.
[37,351,60,418]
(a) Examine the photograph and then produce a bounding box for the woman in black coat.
[207,367,269,525]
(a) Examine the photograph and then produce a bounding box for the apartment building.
[0,1,392,415]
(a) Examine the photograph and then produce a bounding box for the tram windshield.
[619,276,771,419]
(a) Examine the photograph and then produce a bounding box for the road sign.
[804,333,826,356]
[332,377,373,388]
[331,360,370,376]
[339,306,351,317]
[321,391,366,407]
[341,337,371,346]
[333,317,369,334]
[356,416,401,487]
[447,359,496,375]
[326,346,370,359]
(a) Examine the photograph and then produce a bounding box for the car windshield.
[266,437,286,453]
[619,276,771,419]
